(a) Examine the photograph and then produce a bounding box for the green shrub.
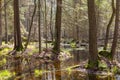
[98,60,107,70]
[99,50,112,60]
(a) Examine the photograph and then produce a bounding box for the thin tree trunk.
[104,0,115,50]
[4,0,8,44]
[50,0,54,41]
[75,0,79,41]
[96,0,101,38]
[0,0,2,46]
[38,0,41,53]
[33,27,36,40]
[45,0,48,48]
[24,0,37,51]
[73,0,78,41]
[111,0,120,60]
[27,5,31,32]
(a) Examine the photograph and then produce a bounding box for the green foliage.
[0,46,12,55]
[70,39,78,48]
[34,69,43,77]
[86,60,109,71]
[98,60,108,70]
[70,42,76,48]
[99,50,112,60]
[0,70,12,80]
[66,67,72,75]
[0,58,6,66]
[111,66,118,74]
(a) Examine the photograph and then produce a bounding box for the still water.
[1,49,120,80]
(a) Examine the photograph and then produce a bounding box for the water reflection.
[1,50,120,80]
[37,70,118,80]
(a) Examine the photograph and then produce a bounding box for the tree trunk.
[4,0,8,44]
[75,0,79,41]
[13,1,23,79]
[50,0,54,41]
[38,0,41,53]
[87,0,98,69]
[14,0,23,51]
[104,0,115,50]
[0,0,2,46]
[45,0,48,48]
[24,0,37,51]
[111,0,120,60]
[53,0,62,57]
[73,0,79,41]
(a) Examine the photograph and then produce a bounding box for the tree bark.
[104,0,115,50]
[87,0,98,69]
[44,0,48,48]
[4,0,8,44]
[50,0,54,41]
[73,0,79,41]
[0,0,2,46]
[14,0,23,51]
[38,0,41,53]
[111,0,120,60]
[53,0,62,56]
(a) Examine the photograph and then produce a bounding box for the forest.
[0,0,120,80]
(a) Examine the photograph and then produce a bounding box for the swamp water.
[0,50,120,80]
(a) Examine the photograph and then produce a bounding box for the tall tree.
[74,0,79,41]
[111,0,120,60]
[38,0,41,53]
[104,0,115,50]
[4,0,8,44]
[44,0,48,48]
[0,0,2,46]
[13,0,23,51]
[87,0,98,69]
[53,0,62,58]
[49,0,54,41]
